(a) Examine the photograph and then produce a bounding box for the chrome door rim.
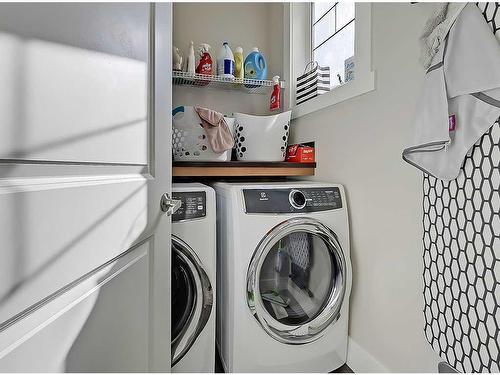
[171,236,213,366]
[246,217,347,345]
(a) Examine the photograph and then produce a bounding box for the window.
[312,2,355,88]
[285,3,374,119]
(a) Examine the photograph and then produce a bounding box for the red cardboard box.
[286,142,315,163]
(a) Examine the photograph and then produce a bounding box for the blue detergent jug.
[244,47,268,81]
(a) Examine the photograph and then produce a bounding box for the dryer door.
[247,217,348,344]
[171,236,213,366]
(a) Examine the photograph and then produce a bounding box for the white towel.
[403,4,500,181]
[419,3,467,69]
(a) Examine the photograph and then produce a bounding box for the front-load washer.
[212,181,351,373]
[171,183,216,373]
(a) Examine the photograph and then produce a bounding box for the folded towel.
[403,4,500,181]
[194,107,234,154]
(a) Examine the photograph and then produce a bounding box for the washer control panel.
[172,191,206,222]
[243,187,342,214]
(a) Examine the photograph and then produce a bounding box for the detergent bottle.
[217,42,235,78]
[196,43,213,75]
[244,47,268,80]
[269,76,281,111]
[195,43,212,86]
[234,46,244,81]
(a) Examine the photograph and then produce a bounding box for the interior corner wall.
[172,2,283,116]
[290,3,443,372]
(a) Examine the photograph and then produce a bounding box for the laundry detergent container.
[234,111,291,161]
[172,106,234,162]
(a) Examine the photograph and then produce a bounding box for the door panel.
[0,3,148,164]
[0,3,172,372]
[0,243,149,372]
[65,249,150,372]
[0,176,148,325]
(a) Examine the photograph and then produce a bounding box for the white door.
[0,3,172,372]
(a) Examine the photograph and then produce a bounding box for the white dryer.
[213,182,351,373]
[171,183,216,373]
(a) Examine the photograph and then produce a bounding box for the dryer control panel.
[243,187,342,214]
[172,191,206,222]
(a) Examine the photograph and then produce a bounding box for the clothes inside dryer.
[258,231,337,325]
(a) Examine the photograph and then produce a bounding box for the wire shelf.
[172,71,283,95]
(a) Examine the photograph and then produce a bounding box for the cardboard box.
[286,142,315,163]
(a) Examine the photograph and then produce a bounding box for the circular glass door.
[172,244,196,345]
[171,236,213,366]
[247,217,347,344]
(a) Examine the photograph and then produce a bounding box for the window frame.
[284,2,375,119]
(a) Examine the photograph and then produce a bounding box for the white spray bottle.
[186,41,196,75]
[217,42,235,78]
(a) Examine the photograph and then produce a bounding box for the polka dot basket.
[233,111,292,162]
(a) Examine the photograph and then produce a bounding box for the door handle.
[160,193,182,216]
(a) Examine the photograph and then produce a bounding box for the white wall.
[290,3,443,372]
[173,2,283,115]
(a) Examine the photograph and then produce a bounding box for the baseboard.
[346,337,389,373]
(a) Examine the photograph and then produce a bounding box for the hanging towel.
[194,107,234,154]
[419,3,467,69]
[403,3,500,181]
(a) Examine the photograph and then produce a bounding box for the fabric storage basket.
[233,111,292,162]
[296,61,330,105]
[172,106,234,162]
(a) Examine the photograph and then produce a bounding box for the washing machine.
[213,181,351,373]
[171,183,216,373]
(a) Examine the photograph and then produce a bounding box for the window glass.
[313,11,336,47]
[171,242,196,342]
[314,21,354,87]
[258,231,336,325]
[336,2,355,29]
[313,2,335,22]
[312,2,355,87]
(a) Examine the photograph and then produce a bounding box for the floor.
[215,348,353,373]
[332,364,354,373]
[215,348,224,373]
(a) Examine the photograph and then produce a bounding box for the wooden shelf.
[172,161,316,177]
